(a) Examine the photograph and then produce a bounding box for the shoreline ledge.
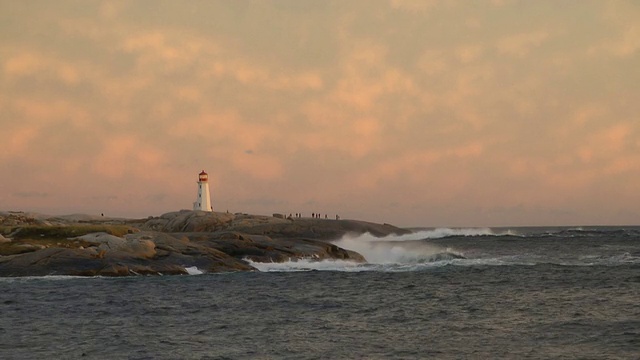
[0,210,410,277]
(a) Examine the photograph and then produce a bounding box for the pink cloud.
[2,1,640,225]
[91,136,166,179]
[3,126,39,160]
[331,43,415,111]
[230,152,284,181]
[354,142,485,191]
[3,51,80,85]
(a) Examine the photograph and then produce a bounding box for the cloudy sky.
[1,0,639,226]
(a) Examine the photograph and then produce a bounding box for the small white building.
[193,170,213,212]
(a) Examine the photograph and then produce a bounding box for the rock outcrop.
[182,231,366,263]
[75,232,157,258]
[135,210,409,240]
[0,210,408,277]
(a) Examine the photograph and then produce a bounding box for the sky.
[1,0,639,227]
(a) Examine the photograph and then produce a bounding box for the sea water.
[1,227,639,359]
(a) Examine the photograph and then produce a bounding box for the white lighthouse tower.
[193,170,213,212]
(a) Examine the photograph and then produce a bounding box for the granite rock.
[0,210,408,277]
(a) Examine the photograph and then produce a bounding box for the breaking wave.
[248,230,476,273]
[331,232,465,264]
[395,227,517,240]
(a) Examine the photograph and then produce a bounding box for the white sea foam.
[246,258,366,272]
[246,256,475,273]
[247,229,478,273]
[185,266,204,275]
[332,235,456,264]
[330,228,516,245]
[396,227,519,240]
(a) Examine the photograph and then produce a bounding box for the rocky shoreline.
[0,210,410,277]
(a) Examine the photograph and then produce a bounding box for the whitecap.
[245,258,366,272]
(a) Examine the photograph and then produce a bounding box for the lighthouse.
[193,170,213,212]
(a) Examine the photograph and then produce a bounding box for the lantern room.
[198,170,208,182]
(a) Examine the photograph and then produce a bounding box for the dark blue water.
[1,227,639,359]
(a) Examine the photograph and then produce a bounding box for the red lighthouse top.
[198,170,208,182]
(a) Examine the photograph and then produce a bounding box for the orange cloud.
[496,30,549,58]
[593,3,640,58]
[417,49,449,76]
[91,136,166,179]
[602,123,632,151]
[354,141,485,191]
[3,126,39,160]
[3,50,81,85]
[122,31,209,72]
[11,98,90,127]
[455,44,484,64]
[2,1,640,225]
[604,156,639,176]
[573,122,634,162]
[230,152,284,181]
[3,52,44,77]
[331,42,415,111]
[389,0,439,12]
[611,25,640,57]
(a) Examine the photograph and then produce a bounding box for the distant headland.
[0,210,409,277]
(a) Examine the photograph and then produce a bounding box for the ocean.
[1,227,639,359]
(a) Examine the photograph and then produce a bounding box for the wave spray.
[248,228,492,272]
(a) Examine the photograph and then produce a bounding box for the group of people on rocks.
[289,213,340,220]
